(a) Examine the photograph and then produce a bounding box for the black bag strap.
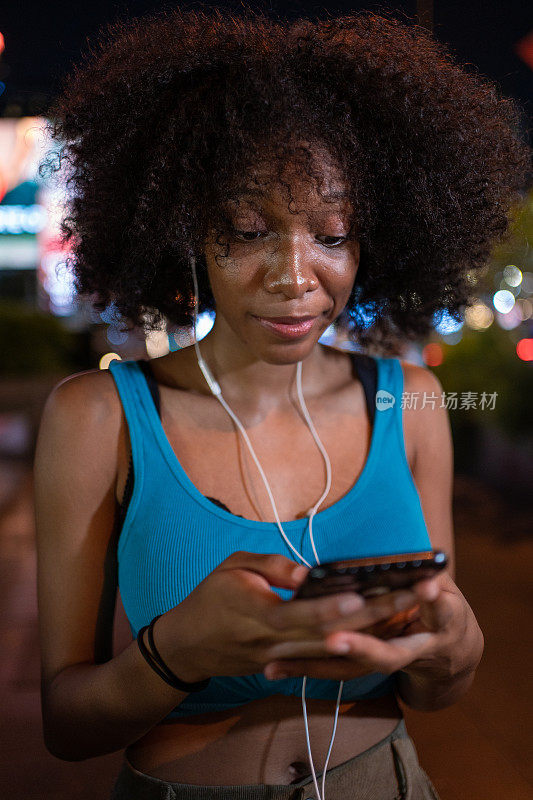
[352,352,377,428]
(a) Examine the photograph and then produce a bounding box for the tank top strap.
[373,356,416,481]
[373,355,405,438]
[107,359,168,542]
[107,357,158,444]
[388,355,406,423]
[384,355,405,399]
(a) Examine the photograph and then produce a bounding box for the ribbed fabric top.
[108,354,432,721]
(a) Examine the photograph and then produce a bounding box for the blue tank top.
[108,354,432,721]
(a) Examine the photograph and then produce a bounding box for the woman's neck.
[194,326,333,413]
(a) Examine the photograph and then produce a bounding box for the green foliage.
[432,325,533,440]
[490,188,533,277]
[0,301,84,376]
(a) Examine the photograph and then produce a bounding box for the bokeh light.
[106,325,129,346]
[464,302,494,330]
[496,306,523,330]
[146,329,170,359]
[422,342,443,366]
[499,279,521,296]
[433,309,463,335]
[40,253,76,315]
[166,313,216,351]
[516,339,533,361]
[195,310,215,340]
[99,303,122,325]
[503,265,522,287]
[319,323,337,345]
[520,272,533,295]
[99,353,122,369]
[440,330,463,345]
[493,289,515,314]
[517,298,533,320]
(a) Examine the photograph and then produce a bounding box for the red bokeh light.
[422,343,443,367]
[516,338,533,361]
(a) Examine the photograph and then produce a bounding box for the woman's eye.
[232,229,266,242]
[317,236,349,248]
[231,230,349,247]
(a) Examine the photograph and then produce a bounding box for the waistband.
[111,718,414,800]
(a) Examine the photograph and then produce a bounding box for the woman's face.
[203,165,359,364]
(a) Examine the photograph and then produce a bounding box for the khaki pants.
[110,718,440,800]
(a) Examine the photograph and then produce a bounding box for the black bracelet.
[137,626,180,689]
[137,616,210,693]
[146,614,175,676]
[147,614,210,691]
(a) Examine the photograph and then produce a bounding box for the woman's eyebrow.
[240,188,350,201]
[223,191,354,224]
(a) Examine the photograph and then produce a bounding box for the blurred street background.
[0,1,532,798]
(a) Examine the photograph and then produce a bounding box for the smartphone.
[292,550,448,639]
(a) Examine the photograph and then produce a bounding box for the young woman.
[34,8,529,800]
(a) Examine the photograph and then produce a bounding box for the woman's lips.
[253,315,317,339]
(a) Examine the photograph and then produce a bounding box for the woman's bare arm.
[394,363,483,710]
[35,371,190,761]
[399,361,455,579]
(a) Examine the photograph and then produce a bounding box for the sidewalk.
[0,467,531,799]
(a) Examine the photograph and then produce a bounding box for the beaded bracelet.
[137,615,211,693]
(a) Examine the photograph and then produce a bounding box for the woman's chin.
[252,340,321,366]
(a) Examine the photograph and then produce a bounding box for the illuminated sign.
[0,204,47,234]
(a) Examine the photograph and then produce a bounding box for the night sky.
[1,0,531,139]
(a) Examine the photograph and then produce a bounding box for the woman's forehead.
[229,143,350,202]
[224,178,353,216]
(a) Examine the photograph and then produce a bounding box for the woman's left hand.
[263,572,484,684]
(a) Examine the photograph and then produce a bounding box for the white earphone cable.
[189,255,344,800]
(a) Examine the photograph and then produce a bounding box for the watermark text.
[400,391,498,410]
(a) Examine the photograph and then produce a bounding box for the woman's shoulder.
[398,358,444,400]
[46,366,123,418]
[145,346,207,393]
[35,368,124,513]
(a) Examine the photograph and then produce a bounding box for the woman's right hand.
[152,550,420,683]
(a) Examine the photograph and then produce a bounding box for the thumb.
[413,578,455,632]
[220,550,309,590]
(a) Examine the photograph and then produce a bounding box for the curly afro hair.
[42,5,531,354]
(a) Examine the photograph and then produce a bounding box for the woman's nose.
[263,241,319,298]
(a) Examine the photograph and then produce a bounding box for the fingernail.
[266,668,288,680]
[330,640,350,653]
[339,594,363,614]
[292,565,308,581]
[265,664,286,679]
[425,583,440,601]
[395,591,417,610]
[417,581,439,601]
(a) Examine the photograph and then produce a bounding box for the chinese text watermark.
[400,391,498,411]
